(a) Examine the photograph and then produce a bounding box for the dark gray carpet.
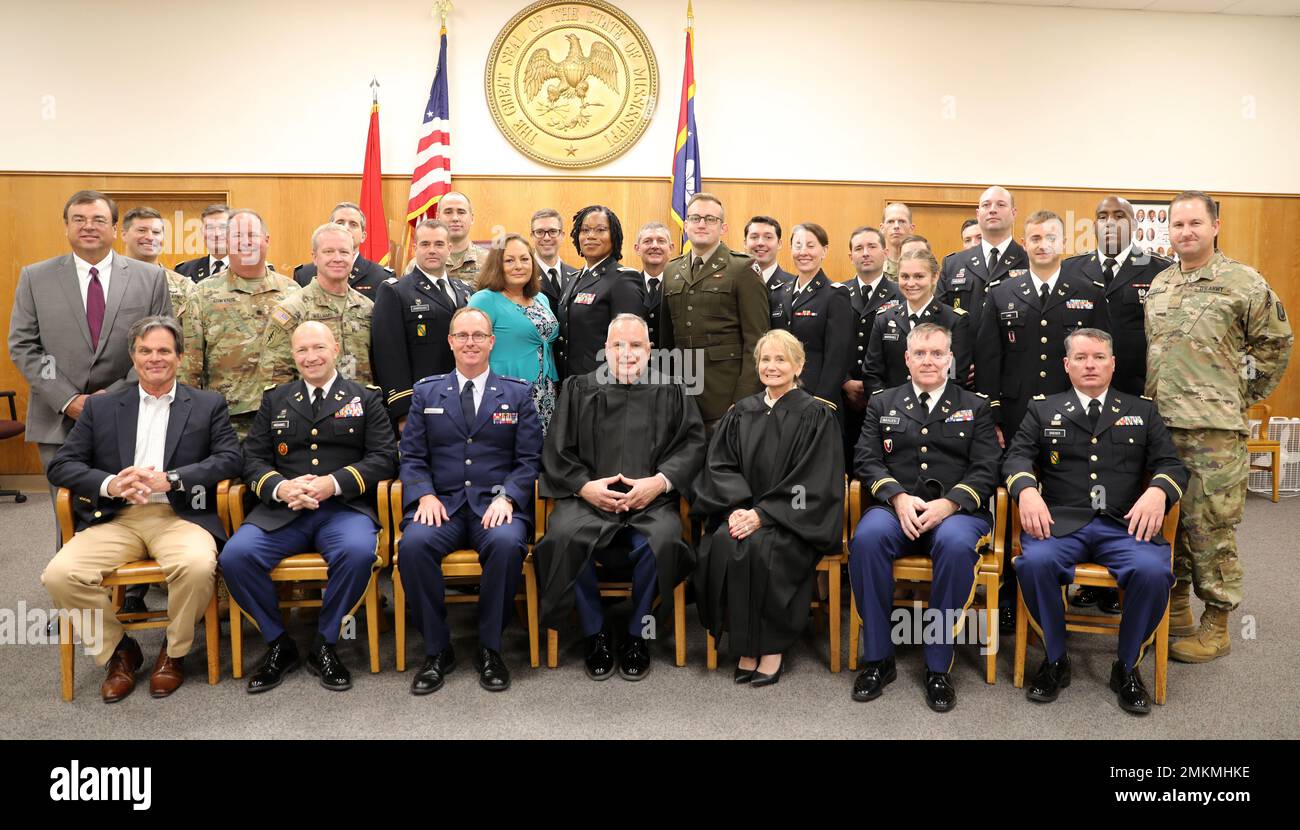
[1,493,1295,740]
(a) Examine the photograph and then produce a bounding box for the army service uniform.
[863,298,973,394]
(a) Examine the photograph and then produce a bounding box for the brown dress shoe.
[149,649,186,698]
[101,637,144,703]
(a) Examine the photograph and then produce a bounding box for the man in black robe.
[535,314,706,681]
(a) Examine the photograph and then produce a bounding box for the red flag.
[359,100,390,266]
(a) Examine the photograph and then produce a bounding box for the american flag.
[407,25,452,225]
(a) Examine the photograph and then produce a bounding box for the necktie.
[1087,398,1101,432]
[919,391,931,411]
[460,380,476,425]
[691,257,703,276]
[908,313,920,330]
[1102,258,1117,287]
[311,386,324,417]
[548,268,559,295]
[987,247,1000,274]
[436,279,454,308]
[648,277,661,304]
[86,266,106,350]
[212,259,224,275]
[1040,283,1051,306]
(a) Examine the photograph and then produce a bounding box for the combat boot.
[1170,606,1231,663]
[1169,581,1195,638]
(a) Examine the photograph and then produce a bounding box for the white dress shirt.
[912,381,946,412]
[209,255,230,274]
[1075,387,1109,412]
[100,382,176,502]
[455,367,490,413]
[74,252,113,308]
[857,275,882,297]
[643,271,666,295]
[417,266,456,298]
[760,263,780,283]
[1099,246,1132,271]
[1030,269,1061,297]
[981,238,1010,270]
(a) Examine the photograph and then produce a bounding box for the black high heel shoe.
[751,656,784,687]
[734,660,757,684]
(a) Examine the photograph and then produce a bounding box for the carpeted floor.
[1,493,1295,740]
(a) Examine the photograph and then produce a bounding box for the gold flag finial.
[434,0,453,23]
[687,1,694,28]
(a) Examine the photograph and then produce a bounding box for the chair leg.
[984,574,998,685]
[546,629,558,668]
[828,561,841,673]
[706,631,717,670]
[1155,601,1170,705]
[1013,581,1029,688]
[204,586,220,685]
[59,612,74,702]
[524,561,539,669]
[848,592,860,672]
[229,594,244,680]
[394,565,406,672]
[674,582,686,667]
[365,574,381,674]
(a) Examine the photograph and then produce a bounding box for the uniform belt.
[675,336,741,349]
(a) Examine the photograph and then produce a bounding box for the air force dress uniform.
[1004,389,1188,710]
[220,376,398,663]
[396,371,543,670]
[848,383,1000,703]
[371,269,473,423]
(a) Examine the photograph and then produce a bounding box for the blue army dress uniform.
[220,375,398,683]
[863,298,973,393]
[1003,389,1188,712]
[371,270,473,423]
[842,276,903,462]
[848,382,1000,709]
[772,271,853,410]
[396,371,543,687]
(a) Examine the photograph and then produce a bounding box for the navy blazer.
[399,370,542,530]
[46,383,244,540]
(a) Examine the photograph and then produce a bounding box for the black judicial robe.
[692,389,845,655]
[534,370,706,629]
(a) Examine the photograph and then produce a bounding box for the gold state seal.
[485,0,659,168]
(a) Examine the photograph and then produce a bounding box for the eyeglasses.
[450,332,491,344]
[69,217,111,228]
[532,228,562,239]
[685,214,722,226]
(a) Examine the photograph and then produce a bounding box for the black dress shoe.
[1099,589,1123,615]
[1071,586,1102,608]
[1026,655,1072,703]
[306,642,352,691]
[1109,660,1151,715]
[851,657,897,702]
[924,670,957,713]
[618,635,651,681]
[119,594,148,615]
[999,605,1016,634]
[734,663,756,684]
[584,630,614,681]
[411,647,456,695]
[751,657,784,688]
[247,638,300,694]
[475,647,511,692]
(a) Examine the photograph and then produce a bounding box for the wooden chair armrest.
[228,483,248,530]
[216,480,232,536]
[376,480,392,567]
[55,487,75,546]
[991,487,1009,573]
[389,480,404,555]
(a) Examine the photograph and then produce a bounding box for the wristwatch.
[166,471,184,493]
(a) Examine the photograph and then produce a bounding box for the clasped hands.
[579,473,666,514]
[276,475,336,511]
[891,493,958,540]
[107,466,170,504]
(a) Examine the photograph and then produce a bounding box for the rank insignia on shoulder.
[953,307,968,315]
[1140,395,1153,400]
[384,277,398,284]
[1032,394,1047,400]
[264,383,278,391]
[1093,281,1106,288]
[987,279,1003,288]
[366,384,380,390]
[974,392,989,398]
[871,388,886,395]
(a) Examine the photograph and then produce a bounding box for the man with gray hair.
[534,313,706,682]
[43,315,243,702]
[292,201,392,299]
[633,221,675,349]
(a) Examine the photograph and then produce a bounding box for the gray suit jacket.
[8,252,172,447]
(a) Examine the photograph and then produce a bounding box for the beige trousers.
[41,504,217,665]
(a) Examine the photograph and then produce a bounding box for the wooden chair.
[224,480,391,677]
[542,496,691,668]
[389,479,541,671]
[1011,501,1181,705]
[705,478,850,674]
[1247,403,1281,503]
[845,483,1008,683]
[55,481,230,701]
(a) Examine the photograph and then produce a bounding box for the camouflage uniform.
[261,279,374,387]
[164,269,196,348]
[884,257,899,281]
[181,268,300,438]
[1145,251,1293,610]
[447,243,490,286]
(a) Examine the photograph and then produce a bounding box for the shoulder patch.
[1032,394,1047,400]
[270,307,294,327]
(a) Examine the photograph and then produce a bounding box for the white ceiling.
[928,0,1300,16]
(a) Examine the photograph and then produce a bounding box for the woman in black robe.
[693,329,845,686]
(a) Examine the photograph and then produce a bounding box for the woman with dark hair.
[469,234,559,432]
[693,329,845,686]
[773,222,853,414]
[554,205,645,379]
